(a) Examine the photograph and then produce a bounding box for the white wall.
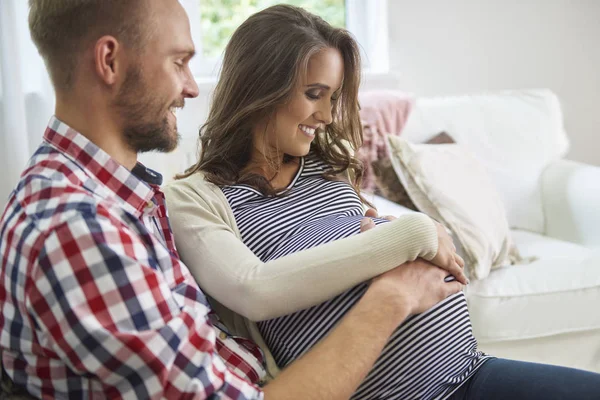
[388,0,600,166]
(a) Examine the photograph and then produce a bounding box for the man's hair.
[29,0,152,91]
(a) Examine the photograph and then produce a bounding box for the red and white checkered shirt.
[0,117,264,399]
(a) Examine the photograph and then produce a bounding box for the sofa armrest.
[542,159,600,247]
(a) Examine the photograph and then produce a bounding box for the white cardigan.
[164,171,439,379]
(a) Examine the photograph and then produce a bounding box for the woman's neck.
[246,149,301,190]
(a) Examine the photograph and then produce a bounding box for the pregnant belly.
[258,214,486,398]
[260,289,482,392]
[352,291,486,400]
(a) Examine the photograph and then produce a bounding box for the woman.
[165,5,600,399]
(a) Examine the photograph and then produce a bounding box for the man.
[0,1,461,398]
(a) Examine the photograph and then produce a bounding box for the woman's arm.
[164,179,438,321]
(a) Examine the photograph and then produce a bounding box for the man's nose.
[183,66,199,98]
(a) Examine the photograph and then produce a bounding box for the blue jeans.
[450,358,600,400]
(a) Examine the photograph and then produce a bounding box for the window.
[180,0,388,78]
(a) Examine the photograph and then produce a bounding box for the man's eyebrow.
[305,83,331,90]
[174,49,196,58]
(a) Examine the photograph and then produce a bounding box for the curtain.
[0,0,55,210]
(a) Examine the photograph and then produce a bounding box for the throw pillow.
[373,132,455,210]
[358,90,415,192]
[386,135,520,280]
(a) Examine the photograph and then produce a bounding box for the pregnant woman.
[165,5,600,399]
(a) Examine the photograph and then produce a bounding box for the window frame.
[181,0,389,79]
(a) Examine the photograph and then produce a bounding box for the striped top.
[221,153,490,400]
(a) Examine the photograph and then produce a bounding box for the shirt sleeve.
[164,180,438,322]
[27,213,263,400]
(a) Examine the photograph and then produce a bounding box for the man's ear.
[94,35,122,86]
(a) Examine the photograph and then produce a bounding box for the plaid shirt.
[0,117,264,399]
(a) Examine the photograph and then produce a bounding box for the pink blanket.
[358,90,414,192]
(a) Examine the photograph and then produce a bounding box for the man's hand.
[361,212,463,319]
[370,259,463,319]
[361,211,468,285]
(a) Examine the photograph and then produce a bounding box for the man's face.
[114,0,198,154]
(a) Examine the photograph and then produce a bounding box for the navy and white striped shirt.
[222,153,490,400]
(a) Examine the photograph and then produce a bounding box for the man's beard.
[114,66,181,154]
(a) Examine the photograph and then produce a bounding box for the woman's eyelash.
[306,92,339,102]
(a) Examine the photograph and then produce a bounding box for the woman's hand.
[361,209,468,285]
[428,221,468,284]
[364,208,396,221]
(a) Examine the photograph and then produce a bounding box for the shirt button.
[145,201,154,209]
[219,332,228,340]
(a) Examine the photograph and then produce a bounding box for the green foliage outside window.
[199,0,346,59]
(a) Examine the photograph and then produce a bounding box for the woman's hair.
[178,4,366,199]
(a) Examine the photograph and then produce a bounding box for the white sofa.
[372,89,600,373]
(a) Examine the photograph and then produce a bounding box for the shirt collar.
[44,116,164,215]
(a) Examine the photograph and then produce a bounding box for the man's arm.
[28,215,262,399]
[263,254,463,400]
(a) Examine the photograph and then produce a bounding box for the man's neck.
[55,97,138,170]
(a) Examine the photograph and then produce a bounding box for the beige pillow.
[372,132,455,210]
[386,135,520,280]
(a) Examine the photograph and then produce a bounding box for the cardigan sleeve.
[164,177,438,322]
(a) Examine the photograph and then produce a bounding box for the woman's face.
[256,47,345,159]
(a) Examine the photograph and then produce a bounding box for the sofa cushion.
[386,136,519,280]
[510,229,595,260]
[400,89,570,234]
[369,194,416,217]
[467,231,600,343]
[372,132,455,210]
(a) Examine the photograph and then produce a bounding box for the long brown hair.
[178,4,366,199]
